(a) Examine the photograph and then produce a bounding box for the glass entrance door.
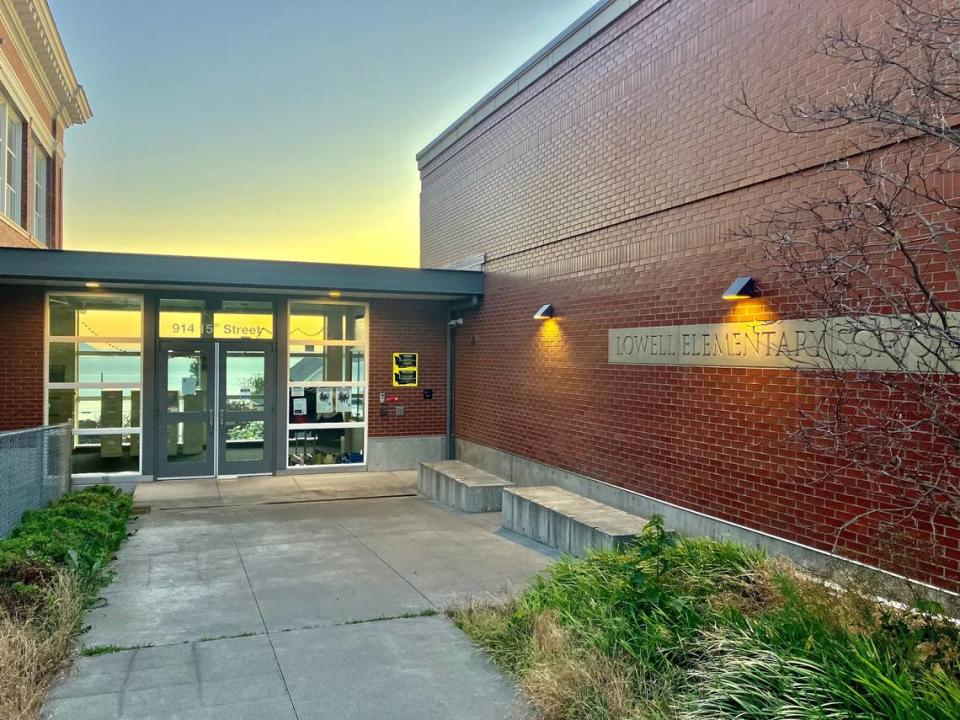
[157,342,215,478]
[219,344,274,476]
[156,341,274,479]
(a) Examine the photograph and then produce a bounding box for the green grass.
[453,516,960,720]
[342,608,440,625]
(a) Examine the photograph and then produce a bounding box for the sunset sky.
[50,0,591,267]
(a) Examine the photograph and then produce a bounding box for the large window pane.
[288,386,364,423]
[48,389,74,425]
[288,428,363,466]
[5,112,20,225]
[49,295,142,338]
[47,294,143,476]
[48,342,141,383]
[225,421,264,462]
[33,144,47,245]
[72,434,139,474]
[225,351,265,410]
[158,299,274,339]
[289,345,364,382]
[165,350,209,412]
[290,303,366,342]
[166,422,209,464]
[213,312,273,340]
[48,389,141,429]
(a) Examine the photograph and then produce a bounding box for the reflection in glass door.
[219,345,274,476]
[156,341,274,478]
[157,342,214,478]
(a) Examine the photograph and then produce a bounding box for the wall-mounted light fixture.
[84,281,101,288]
[533,304,555,320]
[328,290,342,298]
[722,276,758,301]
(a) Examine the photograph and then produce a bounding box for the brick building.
[0,0,89,250]
[417,0,960,592]
[1,0,956,594]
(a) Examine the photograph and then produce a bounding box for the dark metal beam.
[0,248,484,298]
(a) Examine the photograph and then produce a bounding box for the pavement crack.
[225,518,301,720]
[320,506,438,610]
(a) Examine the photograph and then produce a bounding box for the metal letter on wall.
[608,315,960,373]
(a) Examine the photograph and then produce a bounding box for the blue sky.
[50,0,593,266]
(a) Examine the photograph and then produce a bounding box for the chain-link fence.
[0,424,71,538]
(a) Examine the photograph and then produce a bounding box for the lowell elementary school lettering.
[608,316,960,372]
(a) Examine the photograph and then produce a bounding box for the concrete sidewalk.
[131,470,420,510]
[44,494,556,719]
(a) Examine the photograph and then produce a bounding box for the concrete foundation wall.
[367,435,445,471]
[457,438,958,603]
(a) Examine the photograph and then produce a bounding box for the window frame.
[32,143,47,244]
[44,292,145,477]
[286,300,368,468]
[0,100,23,225]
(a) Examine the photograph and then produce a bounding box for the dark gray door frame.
[217,342,275,476]
[155,340,216,479]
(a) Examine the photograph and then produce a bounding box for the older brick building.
[418,0,960,591]
[0,0,89,250]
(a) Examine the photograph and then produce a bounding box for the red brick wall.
[0,285,44,429]
[418,0,960,589]
[368,299,447,438]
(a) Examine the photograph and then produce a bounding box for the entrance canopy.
[0,248,484,299]
[0,248,482,481]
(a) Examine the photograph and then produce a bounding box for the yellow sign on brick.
[392,352,418,387]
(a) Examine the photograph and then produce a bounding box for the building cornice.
[8,0,90,128]
[417,0,641,171]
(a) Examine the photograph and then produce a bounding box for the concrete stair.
[418,460,514,513]
[502,486,647,556]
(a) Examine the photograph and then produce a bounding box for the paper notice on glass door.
[336,387,352,413]
[315,388,334,414]
[292,397,307,416]
[181,377,197,396]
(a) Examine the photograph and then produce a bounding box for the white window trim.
[32,143,47,244]
[0,99,23,226]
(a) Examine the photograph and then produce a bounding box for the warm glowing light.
[721,294,750,301]
[723,297,778,324]
[84,281,101,288]
[328,290,342,298]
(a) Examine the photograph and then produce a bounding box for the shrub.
[454,515,960,720]
[0,485,133,720]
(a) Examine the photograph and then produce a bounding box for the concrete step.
[418,460,513,513]
[502,486,647,555]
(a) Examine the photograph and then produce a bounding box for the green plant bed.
[0,485,133,718]
[453,517,960,720]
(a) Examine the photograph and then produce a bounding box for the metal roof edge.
[0,248,484,297]
[416,0,641,170]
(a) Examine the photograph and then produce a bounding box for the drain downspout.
[446,295,480,460]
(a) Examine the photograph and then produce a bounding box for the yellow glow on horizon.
[63,185,422,268]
